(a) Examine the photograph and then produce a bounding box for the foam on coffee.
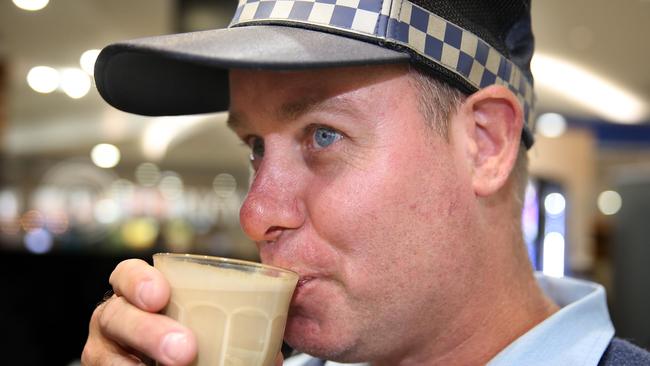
[157,258,296,291]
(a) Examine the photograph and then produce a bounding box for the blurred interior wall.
[612,178,650,348]
[529,127,597,273]
[0,58,6,185]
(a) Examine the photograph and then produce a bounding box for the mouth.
[292,275,318,302]
[297,276,315,288]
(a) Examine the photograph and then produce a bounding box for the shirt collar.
[487,273,615,366]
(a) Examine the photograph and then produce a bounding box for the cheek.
[305,142,463,292]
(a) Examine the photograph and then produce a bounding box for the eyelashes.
[242,124,345,169]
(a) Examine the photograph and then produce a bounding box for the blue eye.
[313,127,341,149]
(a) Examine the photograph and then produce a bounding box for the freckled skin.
[229,65,556,365]
[230,65,473,360]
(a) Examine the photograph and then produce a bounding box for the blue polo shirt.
[284,273,615,366]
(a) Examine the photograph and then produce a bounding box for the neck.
[371,199,559,366]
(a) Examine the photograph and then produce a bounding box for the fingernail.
[137,280,154,308]
[162,332,191,363]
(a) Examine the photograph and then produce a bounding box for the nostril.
[264,226,283,239]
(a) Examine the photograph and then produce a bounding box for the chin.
[284,314,361,362]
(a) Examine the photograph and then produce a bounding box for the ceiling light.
[60,68,91,99]
[135,163,161,187]
[159,173,184,200]
[536,113,567,138]
[542,232,565,278]
[94,199,121,224]
[80,49,101,76]
[532,53,647,124]
[27,66,59,94]
[91,143,121,169]
[544,193,566,216]
[213,173,237,198]
[598,190,622,216]
[141,115,208,161]
[13,0,49,11]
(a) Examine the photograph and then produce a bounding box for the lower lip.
[298,276,314,287]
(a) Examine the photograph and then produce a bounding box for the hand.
[81,259,197,365]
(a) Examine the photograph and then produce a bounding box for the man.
[83,0,650,365]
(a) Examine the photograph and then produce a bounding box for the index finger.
[109,258,170,312]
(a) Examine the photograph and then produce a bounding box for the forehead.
[227,64,411,130]
[230,63,408,90]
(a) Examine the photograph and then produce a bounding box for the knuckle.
[90,299,108,330]
[81,337,105,366]
[98,296,121,331]
[80,344,94,365]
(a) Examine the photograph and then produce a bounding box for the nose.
[239,154,306,242]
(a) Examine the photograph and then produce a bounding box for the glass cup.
[153,253,298,366]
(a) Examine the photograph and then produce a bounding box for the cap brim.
[95,25,410,116]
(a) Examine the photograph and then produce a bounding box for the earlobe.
[464,85,524,197]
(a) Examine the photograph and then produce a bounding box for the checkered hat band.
[230,0,535,127]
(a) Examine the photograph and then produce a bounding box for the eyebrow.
[227,95,361,131]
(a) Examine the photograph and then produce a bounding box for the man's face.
[228,65,482,362]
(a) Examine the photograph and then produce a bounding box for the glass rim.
[153,252,298,278]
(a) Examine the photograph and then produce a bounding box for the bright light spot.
[27,66,59,93]
[24,228,53,254]
[0,190,20,220]
[544,193,566,216]
[13,0,49,11]
[142,116,207,161]
[598,190,623,216]
[532,53,647,123]
[213,173,237,198]
[110,179,135,203]
[45,211,69,235]
[135,163,161,187]
[21,210,44,231]
[94,199,121,224]
[542,232,565,278]
[60,68,91,99]
[80,49,101,76]
[121,218,159,249]
[159,173,184,200]
[536,113,567,138]
[91,144,121,169]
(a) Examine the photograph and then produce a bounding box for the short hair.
[408,66,529,214]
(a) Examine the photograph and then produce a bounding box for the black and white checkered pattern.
[230,0,535,127]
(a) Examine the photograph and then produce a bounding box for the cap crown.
[230,0,536,146]
[411,0,534,82]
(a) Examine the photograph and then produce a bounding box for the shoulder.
[598,338,650,366]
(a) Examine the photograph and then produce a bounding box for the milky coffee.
[154,254,298,366]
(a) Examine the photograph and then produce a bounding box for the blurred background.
[0,0,648,364]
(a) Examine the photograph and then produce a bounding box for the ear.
[459,85,524,197]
